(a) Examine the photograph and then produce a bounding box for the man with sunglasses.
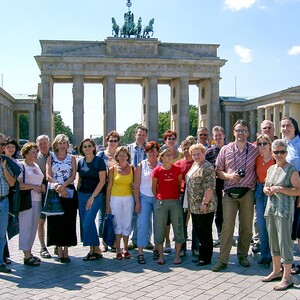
[0,133,17,273]
[260,120,278,142]
[212,120,258,272]
[197,127,210,149]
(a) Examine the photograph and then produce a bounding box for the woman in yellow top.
[106,146,134,260]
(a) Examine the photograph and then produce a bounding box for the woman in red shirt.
[152,146,185,265]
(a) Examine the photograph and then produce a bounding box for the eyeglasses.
[198,133,208,137]
[163,154,172,157]
[83,144,93,149]
[167,137,176,141]
[118,153,128,158]
[262,127,272,130]
[0,143,5,146]
[257,142,268,147]
[273,150,287,155]
[234,130,248,134]
[109,139,118,143]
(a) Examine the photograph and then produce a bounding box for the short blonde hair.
[21,142,38,158]
[114,146,131,163]
[52,134,69,154]
[189,143,206,155]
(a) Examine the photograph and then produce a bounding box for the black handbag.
[19,164,32,212]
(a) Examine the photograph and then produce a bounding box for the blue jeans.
[78,192,102,246]
[255,183,271,260]
[0,197,9,265]
[137,193,156,248]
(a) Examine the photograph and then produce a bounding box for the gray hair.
[272,139,287,150]
[36,135,50,143]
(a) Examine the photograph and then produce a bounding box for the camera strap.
[233,142,248,173]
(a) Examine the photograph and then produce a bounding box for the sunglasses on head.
[83,144,93,149]
[257,142,268,146]
[273,150,287,155]
[0,143,5,146]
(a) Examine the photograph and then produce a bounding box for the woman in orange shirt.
[255,134,274,267]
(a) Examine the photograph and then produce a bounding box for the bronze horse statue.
[111,17,119,37]
[143,18,154,38]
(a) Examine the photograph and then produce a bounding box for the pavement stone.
[0,214,299,299]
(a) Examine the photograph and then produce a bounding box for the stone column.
[170,77,189,143]
[250,110,256,142]
[178,77,189,143]
[257,108,263,131]
[40,75,53,141]
[142,77,158,141]
[4,106,8,134]
[13,112,19,140]
[103,76,116,141]
[225,110,231,141]
[265,107,271,120]
[273,105,280,138]
[72,77,84,146]
[209,77,221,131]
[0,104,3,133]
[8,108,13,137]
[29,109,36,141]
[283,103,290,118]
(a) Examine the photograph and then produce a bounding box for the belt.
[0,195,8,201]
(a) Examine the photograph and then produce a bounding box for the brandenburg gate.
[35,38,226,145]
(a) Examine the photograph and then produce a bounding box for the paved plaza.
[0,216,299,300]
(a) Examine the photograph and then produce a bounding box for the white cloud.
[224,0,259,11]
[234,45,253,63]
[288,46,300,55]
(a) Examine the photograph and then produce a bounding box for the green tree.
[158,111,170,138]
[121,123,139,145]
[19,113,29,139]
[189,105,198,137]
[54,112,73,143]
[94,136,103,146]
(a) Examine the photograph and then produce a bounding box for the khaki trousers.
[218,190,254,264]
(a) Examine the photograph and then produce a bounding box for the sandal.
[274,279,294,291]
[83,253,97,261]
[173,258,182,265]
[24,256,40,266]
[153,250,159,260]
[291,264,300,275]
[261,272,282,282]
[157,258,165,265]
[137,254,146,264]
[31,255,41,262]
[116,253,123,260]
[123,251,131,259]
[40,247,51,259]
[92,253,103,260]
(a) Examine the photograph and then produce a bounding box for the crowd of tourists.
[0,117,299,291]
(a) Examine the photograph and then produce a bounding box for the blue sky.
[1,0,299,137]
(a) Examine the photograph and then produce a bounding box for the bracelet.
[91,195,95,198]
[201,202,208,206]
[276,186,280,193]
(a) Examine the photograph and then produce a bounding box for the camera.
[237,169,246,178]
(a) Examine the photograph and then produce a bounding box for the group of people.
[0,117,299,292]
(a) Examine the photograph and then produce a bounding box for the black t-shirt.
[77,156,106,193]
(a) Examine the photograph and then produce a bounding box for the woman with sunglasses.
[106,146,134,260]
[281,117,300,275]
[77,138,107,261]
[262,139,300,291]
[97,131,120,252]
[162,130,183,253]
[255,134,274,267]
